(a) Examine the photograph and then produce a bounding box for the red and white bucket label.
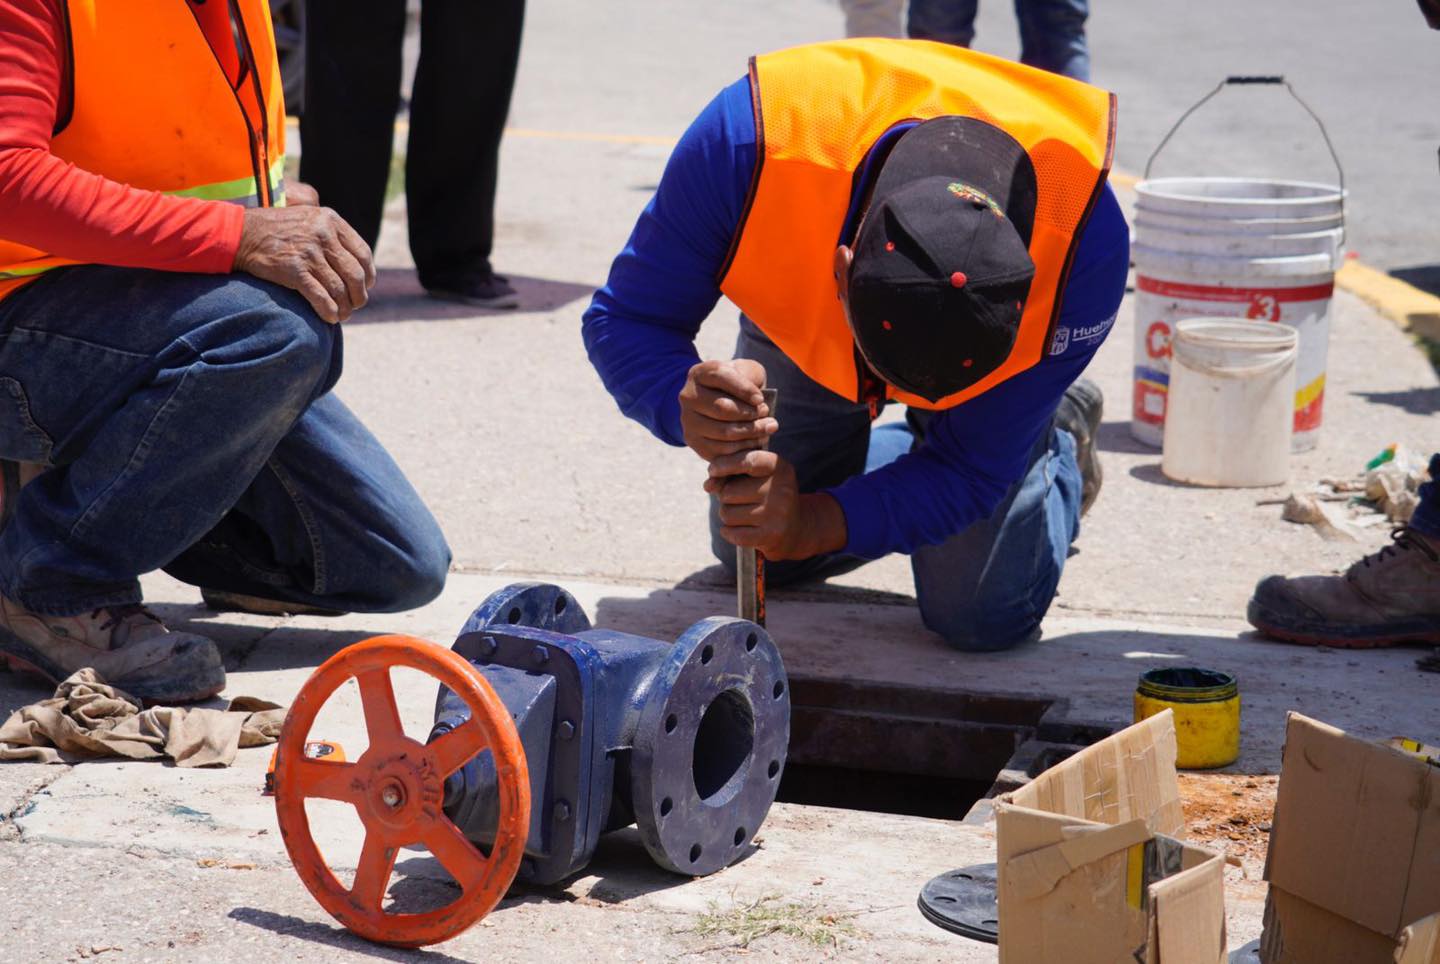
[1131,275,1334,450]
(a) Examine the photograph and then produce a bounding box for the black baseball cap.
[845,116,1040,402]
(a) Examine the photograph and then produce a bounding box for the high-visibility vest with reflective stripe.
[0,0,287,301]
[719,39,1116,411]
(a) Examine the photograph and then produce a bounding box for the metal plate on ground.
[917,862,998,944]
[1229,938,1261,963]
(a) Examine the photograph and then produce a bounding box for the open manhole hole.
[775,677,1114,820]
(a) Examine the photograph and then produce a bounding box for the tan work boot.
[0,597,226,704]
[1247,526,1440,648]
[200,587,344,617]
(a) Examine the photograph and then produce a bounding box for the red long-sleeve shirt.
[0,0,245,280]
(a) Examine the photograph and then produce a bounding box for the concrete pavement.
[3,0,1439,959]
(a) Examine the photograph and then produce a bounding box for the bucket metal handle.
[1143,75,1346,193]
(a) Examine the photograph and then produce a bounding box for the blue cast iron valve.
[430,582,791,884]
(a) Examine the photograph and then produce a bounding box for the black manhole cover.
[917,862,998,943]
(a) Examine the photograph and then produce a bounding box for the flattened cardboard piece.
[996,712,1226,964]
[1261,889,1401,964]
[1009,708,1184,835]
[1263,712,1440,959]
[1154,847,1228,964]
[1396,912,1440,964]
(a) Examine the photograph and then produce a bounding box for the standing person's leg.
[1013,0,1090,82]
[1410,455,1440,539]
[0,266,345,700]
[299,0,408,249]
[907,0,980,47]
[840,0,905,38]
[408,0,526,306]
[165,392,450,614]
[908,419,1083,651]
[708,317,877,586]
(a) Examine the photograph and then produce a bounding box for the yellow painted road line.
[281,129,1440,337]
[286,116,676,147]
[1109,169,1139,190]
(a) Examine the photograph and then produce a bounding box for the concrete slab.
[4,572,1303,959]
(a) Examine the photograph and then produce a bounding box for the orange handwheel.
[273,635,530,947]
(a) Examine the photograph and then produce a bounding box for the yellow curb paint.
[1112,166,1440,343]
[1335,260,1440,341]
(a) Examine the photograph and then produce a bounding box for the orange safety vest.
[0,0,287,303]
[719,39,1115,411]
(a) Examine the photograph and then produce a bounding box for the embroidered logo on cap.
[946,182,1005,219]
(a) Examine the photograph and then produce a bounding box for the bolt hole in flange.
[700,644,713,665]
[745,633,757,652]
[733,827,746,846]
[553,594,567,615]
[664,713,678,734]
[689,843,703,863]
[692,689,756,804]
[772,680,785,700]
[660,797,673,817]
[506,607,522,624]
[767,760,780,779]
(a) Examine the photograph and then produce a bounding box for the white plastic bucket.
[1131,177,1345,452]
[1161,318,1299,488]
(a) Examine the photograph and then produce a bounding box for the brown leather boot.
[1247,526,1440,648]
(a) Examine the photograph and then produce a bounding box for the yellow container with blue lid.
[1133,667,1239,769]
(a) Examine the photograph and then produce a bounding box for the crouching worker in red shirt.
[0,0,450,703]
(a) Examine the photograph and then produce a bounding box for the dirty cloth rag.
[0,668,283,766]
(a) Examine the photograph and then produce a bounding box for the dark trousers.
[300,0,526,285]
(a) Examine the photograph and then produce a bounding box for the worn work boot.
[0,597,226,704]
[1055,377,1104,515]
[1247,526,1440,648]
[200,587,344,617]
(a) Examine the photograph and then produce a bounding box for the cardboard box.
[1261,713,1440,964]
[995,710,1227,964]
[1396,913,1440,964]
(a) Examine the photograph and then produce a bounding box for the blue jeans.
[709,318,1082,652]
[0,266,450,616]
[1409,454,1440,539]
[907,0,1091,82]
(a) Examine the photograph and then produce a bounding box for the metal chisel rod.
[738,387,778,625]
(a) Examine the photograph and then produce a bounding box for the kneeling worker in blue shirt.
[582,39,1129,651]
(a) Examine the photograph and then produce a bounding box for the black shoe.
[424,271,519,309]
[1055,378,1103,515]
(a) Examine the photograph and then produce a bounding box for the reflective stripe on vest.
[0,0,287,296]
[719,39,1116,411]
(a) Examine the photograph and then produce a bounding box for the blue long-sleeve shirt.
[582,77,1129,559]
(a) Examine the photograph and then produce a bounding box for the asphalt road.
[500,0,1440,275]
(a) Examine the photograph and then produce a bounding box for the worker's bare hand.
[678,359,776,462]
[233,206,376,324]
[284,180,320,206]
